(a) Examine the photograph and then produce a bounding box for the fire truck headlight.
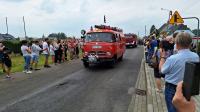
[106,52,112,56]
[84,52,88,55]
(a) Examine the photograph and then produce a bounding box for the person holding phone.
[159,32,199,112]
[172,81,196,112]
[21,40,32,74]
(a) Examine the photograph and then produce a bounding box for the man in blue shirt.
[159,32,199,112]
[147,36,158,64]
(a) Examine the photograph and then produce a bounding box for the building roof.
[0,33,15,40]
[174,30,195,37]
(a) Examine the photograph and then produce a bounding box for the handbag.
[149,50,159,68]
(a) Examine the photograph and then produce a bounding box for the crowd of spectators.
[144,32,199,112]
[0,37,83,77]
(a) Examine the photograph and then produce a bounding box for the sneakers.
[44,65,51,68]
[6,75,11,78]
[26,71,32,74]
[156,88,163,93]
[34,68,41,71]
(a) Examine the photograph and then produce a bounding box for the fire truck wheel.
[109,57,117,67]
[83,62,89,68]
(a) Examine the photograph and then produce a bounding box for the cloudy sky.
[0,0,200,38]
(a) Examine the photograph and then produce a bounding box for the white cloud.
[0,0,200,37]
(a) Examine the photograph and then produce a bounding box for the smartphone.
[183,62,200,101]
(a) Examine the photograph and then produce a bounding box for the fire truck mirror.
[81,30,86,35]
[81,35,86,39]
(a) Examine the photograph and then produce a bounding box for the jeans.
[145,52,148,62]
[147,52,153,63]
[32,55,39,63]
[24,55,31,71]
[165,83,177,112]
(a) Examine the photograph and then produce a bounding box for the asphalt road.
[0,46,143,112]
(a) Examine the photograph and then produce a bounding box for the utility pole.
[23,16,27,39]
[138,32,140,38]
[104,15,106,24]
[6,17,8,34]
[145,25,147,36]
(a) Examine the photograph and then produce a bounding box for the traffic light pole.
[182,17,200,53]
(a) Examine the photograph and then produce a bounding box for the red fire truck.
[124,33,138,48]
[81,25,126,68]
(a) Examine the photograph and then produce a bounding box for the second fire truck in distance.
[81,25,126,68]
[124,33,138,48]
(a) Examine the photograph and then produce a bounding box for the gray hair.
[175,32,192,48]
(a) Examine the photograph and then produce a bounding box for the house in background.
[0,33,15,41]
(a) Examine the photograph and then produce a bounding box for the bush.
[2,40,21,54]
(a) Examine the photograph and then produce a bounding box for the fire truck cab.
[81,25,126,68]
[125,33,138,48]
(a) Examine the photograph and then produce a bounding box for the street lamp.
[161,8,173,23]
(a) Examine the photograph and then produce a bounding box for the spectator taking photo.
[21,40,32,74]
[159,32,199,112]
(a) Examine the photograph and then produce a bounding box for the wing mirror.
[81,30,86,39]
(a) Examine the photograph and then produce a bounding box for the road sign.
[169,11,184,24]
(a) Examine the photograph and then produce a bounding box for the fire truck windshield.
[85,32,115,42]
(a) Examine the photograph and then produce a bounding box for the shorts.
[32,55,39,63]
[154,67,161,78]
[44,54,49,59]
[0,53,3,63]
[4,59,12,68]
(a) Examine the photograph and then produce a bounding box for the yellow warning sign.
[169,11,184,24]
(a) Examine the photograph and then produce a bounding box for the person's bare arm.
[26,47,31,53]
[159,49,166,71]
[0,46,5,51]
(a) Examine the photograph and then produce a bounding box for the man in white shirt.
[31,40,42,70]
[43,38,50,68]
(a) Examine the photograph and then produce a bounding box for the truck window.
[85,32,115,43]
[119,34,121,41]
[116,34,120,42]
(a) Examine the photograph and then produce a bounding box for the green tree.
[192,29,200,36]
[48,32,67,39]
[150,25,156,34]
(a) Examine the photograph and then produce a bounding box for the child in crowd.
[21,40,32,74]
[31,40,42,70]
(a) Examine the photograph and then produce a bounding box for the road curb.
[128,59,147,112]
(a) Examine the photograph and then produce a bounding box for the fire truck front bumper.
[82,55,114,64]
